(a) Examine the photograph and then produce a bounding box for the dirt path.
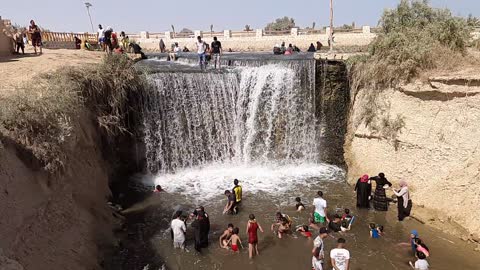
[0,48,104,94]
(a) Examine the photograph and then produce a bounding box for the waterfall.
[141,60,320,173]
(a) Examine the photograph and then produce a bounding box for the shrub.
[349,0,471,90]
[0,55,148,172]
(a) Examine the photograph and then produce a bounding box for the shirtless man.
[219,223,234,249]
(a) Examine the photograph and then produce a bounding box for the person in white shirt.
[97,24,105,50]
[171,211,187,249]
[196,36,207,70]
[330,238,350,270]
[409,251,429,270]
[169,42,181,61]
[311,191,328,229]
[312,227,329,270]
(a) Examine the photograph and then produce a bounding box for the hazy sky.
[2,0,479,33]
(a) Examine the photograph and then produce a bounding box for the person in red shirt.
[246,214,264,258]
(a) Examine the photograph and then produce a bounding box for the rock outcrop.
[345,70,480,236]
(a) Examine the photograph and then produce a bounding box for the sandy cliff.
[0,112,115,270]
[345,68,480,238]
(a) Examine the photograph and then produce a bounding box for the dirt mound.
[0,112,115,270]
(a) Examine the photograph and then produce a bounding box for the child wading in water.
[228,227,243,253]
[246,214,264,258]
[295,197,305,211]
[219,223,234,249]
[369,223,383,238]
[409,251,429,270]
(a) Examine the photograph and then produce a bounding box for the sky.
[1,0,479,33]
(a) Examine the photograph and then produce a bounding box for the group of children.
[218,214,265,259]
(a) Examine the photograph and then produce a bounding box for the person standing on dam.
[211,36,222,69]
[196,36,207,70]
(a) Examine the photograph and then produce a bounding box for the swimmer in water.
[414,238,430,257]
[153,185,163,192]
[295,197,305,211]
[340,220,351,232]
[271,216,291,239]
[219,223,234,249]
[227,227,243,253]
[296,225,313,238]
[377,225,385,237]
[328,214,342,233]
[341,208,353,222]
[369,223,381,238]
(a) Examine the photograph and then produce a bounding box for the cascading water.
[142,60,319,172]
[139,57,344,201]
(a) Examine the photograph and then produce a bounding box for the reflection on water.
[129,168,480,270]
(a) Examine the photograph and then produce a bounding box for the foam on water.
[152,162,344,203]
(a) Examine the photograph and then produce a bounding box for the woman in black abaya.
[354,174,372,208]
[370,173,392,211]
[191,210,210,252]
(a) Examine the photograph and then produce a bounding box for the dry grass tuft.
[0,55,148,172]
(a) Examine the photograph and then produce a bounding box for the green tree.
[265,16,296,31]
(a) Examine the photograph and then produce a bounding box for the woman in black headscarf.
[354,174,372,208]
[370,173,392,211]
[191,210,210,252]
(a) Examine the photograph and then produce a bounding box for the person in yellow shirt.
[232,179,242,204]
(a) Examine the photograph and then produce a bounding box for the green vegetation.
[0,55,148,172]
[349,0,472,91]
[265,16,296,31]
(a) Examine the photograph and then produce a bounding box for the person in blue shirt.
[369,223,380,238]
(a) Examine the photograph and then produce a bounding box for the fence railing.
[149,32,166,39]
[231,30,256,37]
[202,31,224,38]
[126,26,381,41]
[264,30,291,36]
[126,33,141,39]
[173,32,195,38]
[298,29,323,35]
[41,31,98,43]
